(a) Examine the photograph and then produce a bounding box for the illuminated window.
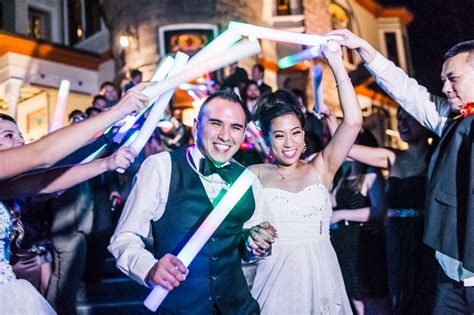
[276,0,291,16]
[27,8,51,40]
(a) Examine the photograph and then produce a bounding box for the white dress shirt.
[108,145,263,286]
[365,52,474,286]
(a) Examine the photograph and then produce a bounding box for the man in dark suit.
[109,89,276,314]
[332,29,474,313]
[251,64,272,95]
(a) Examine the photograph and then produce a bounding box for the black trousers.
[385,217,436,315]
[432,267,474,314]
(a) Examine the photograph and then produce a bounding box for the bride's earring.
[302,143,307,153]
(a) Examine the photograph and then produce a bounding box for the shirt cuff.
[464,277,474,287]
[365,52,390,73]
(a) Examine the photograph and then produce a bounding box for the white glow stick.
[143,168,257,311]
[229,21,342,46]
[80,143,107,164]
[139,39,260,103]
[49,80,70,132]
[130,52,189,152]
[112,56,176,143]
[152,56,175,82]
[187,28,242,67]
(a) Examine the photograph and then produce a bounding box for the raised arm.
[0,147,137,200]
[0,88,149,181]
[331,168,385,223]
[348,145,396,170]
[326,29,450,135]
[313,43,362,187]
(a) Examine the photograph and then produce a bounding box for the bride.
[246,42,362,314]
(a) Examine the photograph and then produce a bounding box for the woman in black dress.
[330,129,386,314]
[347,109,437,314]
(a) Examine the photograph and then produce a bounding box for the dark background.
[377,0,474,95]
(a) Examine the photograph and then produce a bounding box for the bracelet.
[336,77,351,87]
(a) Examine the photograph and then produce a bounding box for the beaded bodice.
[0,202,15,283]
[262,183,332,241]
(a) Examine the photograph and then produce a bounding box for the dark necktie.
[199,158,235,184]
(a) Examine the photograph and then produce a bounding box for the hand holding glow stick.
[115,52,190,173]
[143,168,257,311]
[49,80,70,132]
[111,56,176,143]
[139,39,261,103]
[130,52,189,152]
[229,21,342,46]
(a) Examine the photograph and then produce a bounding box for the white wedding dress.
[0,202,56,315]
[250,183,352,315]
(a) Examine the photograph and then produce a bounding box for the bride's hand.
[246,222,278,257]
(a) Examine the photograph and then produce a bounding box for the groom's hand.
[246,221,278,257]
[145,253,188,290]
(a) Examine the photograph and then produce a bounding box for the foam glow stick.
[278,46,320,69]
[80,143,107,164]
[187,28,242,67]
[80,130,140,165]
[129,52,189,151]
[278,40,341,69]
[111,56,176,143]
[139,39,261,103]
[312,65,324,115]
[143,168,257,311]
[49,80,70,132]
[229,21,342,46]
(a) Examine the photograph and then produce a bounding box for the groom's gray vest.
[152,148,259,315]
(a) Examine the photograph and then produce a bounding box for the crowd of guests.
[0,28,473,315]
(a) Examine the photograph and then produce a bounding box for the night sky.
[377,0,474,95]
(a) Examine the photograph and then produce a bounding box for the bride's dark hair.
[255,90,306,138]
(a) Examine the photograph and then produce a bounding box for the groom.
[109,89,276,314]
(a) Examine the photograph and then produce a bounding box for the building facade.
[1,0,412,146]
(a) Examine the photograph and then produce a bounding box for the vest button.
[208,296,213,301]
[211,275,219,281]
[210,237,217,242]
[211,256,218,261]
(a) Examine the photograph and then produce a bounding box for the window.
[28,8,51,40]
[384,32,400,65]
[66,0,102,45]
[276,0,291,16]
[0,0,3,29]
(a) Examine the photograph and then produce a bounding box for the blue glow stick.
[312,65,324,115]
[278,46,320,69]
[143,168,257,311]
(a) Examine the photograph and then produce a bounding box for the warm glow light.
[120,35,130,47]
[182,107,199,127]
